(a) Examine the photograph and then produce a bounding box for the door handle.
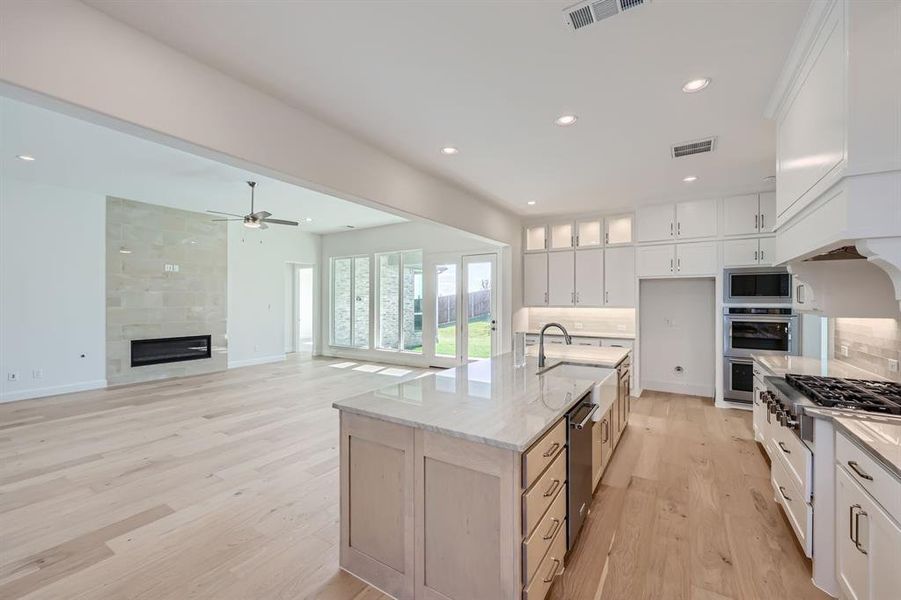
[848,461,874,481]
[677,222,681,236]
[490,319,497,332]
[761,214,765,229]
[855,510,868,555]
[754,250,758,262]
[670,258,674,272]
[778,441,791,454]
[605,291,609,304]
[778,486,791,502]
[755,214,759,230]
[677,258,681,271]
[849,503,859,543]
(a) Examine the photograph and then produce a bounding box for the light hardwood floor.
[0,356,829,600]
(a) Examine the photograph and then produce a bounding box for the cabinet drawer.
[571,336,601,347]
[523,448,567,537]
[771,454,812,557]
[836,431,901,523]
[770,424,812,502]
[522,482,567,585]
[522,517,566,600]
[523,419,566,489]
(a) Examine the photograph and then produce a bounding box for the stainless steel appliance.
[723,307,799,403]
[724,267,792,303]
[566,399,597,550]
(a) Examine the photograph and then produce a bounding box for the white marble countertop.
[833,416,901,480]
[526,344,630,368]
[333,354,608,452]
[752,354,886,381]
[523,330,635,340]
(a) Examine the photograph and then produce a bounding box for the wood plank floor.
[0,356,830,600]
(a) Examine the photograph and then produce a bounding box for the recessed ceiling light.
[682,175,698,183]
[440,146,459,155]
[346,225,356,229]
[682,78,710,93]
[527,201,536,206]
[16,154,35,161]
[554,114,577,127]
[118,247,132,254]
[305,217,313,222]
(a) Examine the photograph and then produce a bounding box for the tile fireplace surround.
[106,197,227,385]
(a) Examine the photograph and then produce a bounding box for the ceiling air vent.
[671,137,717,159]
[563,0,650,32]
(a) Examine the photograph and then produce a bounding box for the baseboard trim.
[641,379,714,398]
[0,379,108,404]
[228,354,286,369]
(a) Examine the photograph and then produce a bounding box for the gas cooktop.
[785,374,901,416]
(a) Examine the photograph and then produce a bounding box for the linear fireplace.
[131,335,212,367]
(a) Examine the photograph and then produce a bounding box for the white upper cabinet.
[547,251,575,306]
[722,194,762,236]
[675,199,718,240]
[636,244,675,277]
[576,219,602,248]
[525,226,547,252]
[635,204,675,243]
[605,214,633,245]
[549,223,574,250]
[758,237,776,265]
[758,192,776,233]
[723,238,761,267]
[523,253,548,306]
[675,242,717,276]
[604,246,635,307]
[574,249,603,306]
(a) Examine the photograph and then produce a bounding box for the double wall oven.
[724,307,799,402]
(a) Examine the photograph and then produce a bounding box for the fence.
[437,289,491,326]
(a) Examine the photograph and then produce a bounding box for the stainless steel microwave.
[724,268,792,304]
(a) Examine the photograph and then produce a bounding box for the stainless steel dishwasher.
[566,396,597,550]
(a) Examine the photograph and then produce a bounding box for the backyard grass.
[412,317,492,358]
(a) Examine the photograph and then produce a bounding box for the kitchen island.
[332,349,630,600]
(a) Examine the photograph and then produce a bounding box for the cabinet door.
[675,242,717,276]
[525,226,547,252]
[635,204,675,242]
[723,238,760,267]
[758,192,777,233]
[675,198,718,239]
[604,246,635,307]
[574,248,603,306]
[836,466,871,600]
[523,253,548,306]
[549,223,574,250]
[722,194,761,236]
[605,214,633,245]
[576,219,602,248]
[636,244,675,277]
[869,496,901,600]
[758,237,776,266]
[547,251,575,306]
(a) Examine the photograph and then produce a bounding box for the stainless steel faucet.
[538,322,572,368]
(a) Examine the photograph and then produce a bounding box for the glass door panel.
[463,254,497,361]
[434,262,458,359]
[576,220,602,247]
[550,223,574,250]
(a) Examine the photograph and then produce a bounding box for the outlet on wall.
[889,359,899,373]
[32,369,43,379]
[840,345,849,357]
[7,372,18,382]
[574,321,583,329]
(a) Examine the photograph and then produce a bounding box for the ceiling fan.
[208,181,299,229]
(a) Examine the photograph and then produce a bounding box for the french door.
[462,254,497,362]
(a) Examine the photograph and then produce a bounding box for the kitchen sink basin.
[539,361,613,381]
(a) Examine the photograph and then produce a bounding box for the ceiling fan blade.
[251,211,271,220]
[207,210,244,218]
[261,218,299,226]
[258,222,269,230]
[211,218,243,221]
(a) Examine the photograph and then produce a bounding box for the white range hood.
[767,0,901,317]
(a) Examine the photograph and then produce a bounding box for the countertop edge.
[523,330,635,340]
[831,417,901,481]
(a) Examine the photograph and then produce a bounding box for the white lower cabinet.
[604,246,634,307]
[636,244,675,277]
[675,241,717,276]
[835,443,901,600]
[574,249,603,306]
[548,251,575,306]
[524,253,548,306]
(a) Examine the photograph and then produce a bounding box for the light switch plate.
[840,345,849,357]
[889,359,899,373]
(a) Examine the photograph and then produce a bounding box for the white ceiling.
[85,0,808,217]
[0,97,407,233]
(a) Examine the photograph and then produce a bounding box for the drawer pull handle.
[544,479,561,498]
[542,442,560,458]
[542,518,562,541]
[854,510,868,555]
[778,441,791,454]
[778,486,791,502]
[848,461,873,481]
[849,503,860,543]
[543,558,561,583]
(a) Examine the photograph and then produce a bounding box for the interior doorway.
[285,264,314,355]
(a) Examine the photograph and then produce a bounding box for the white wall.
[639,278,716,397]
[227,223,319,368]
[320,221,506,367]
[0,178,106,402]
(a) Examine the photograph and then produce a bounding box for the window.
[377,250,423,353]
[331,256,370,348]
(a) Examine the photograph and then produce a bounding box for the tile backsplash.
[833,318,901,381]
[526,307,636,336]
